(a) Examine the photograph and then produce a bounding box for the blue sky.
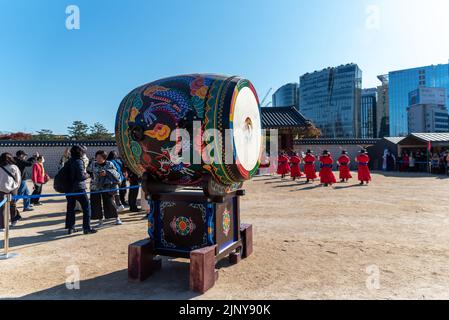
[1,0,448,134]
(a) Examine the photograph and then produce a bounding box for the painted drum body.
[115,74,262,193]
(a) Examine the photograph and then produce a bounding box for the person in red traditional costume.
[277,152,290,178]
[303,150,317,183]
[289,152,303,181]
[319,150,337,187]
[356,149,371,185]
[337,150,352,183]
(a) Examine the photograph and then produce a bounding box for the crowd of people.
[0,146,142,234]
[276,149,372,187]
[382,148,449,174]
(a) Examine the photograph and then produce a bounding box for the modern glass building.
[376,75,390,138]
[361,88,377,138]
[272,83,299,109]
[388,62,449,136]
[407,87,448,133]
[299,63,362,138]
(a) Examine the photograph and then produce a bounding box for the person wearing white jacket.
[0,153,22,231]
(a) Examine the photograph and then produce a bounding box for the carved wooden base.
[128,239,161,281]
[127,223,253,293]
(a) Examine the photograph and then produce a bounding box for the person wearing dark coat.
[13,150,36,212]
[124,165,141,212]
[65,145,97,235]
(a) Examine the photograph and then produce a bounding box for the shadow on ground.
[373,170,449,180]
[15,257,202,300]
[14,254,238,300]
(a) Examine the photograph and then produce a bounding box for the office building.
[388,62,449,136]
[376,75,390,138]
[299,63,362,138]
[361,88,377,138]
[407,87,448,133]
[272,83,299,109]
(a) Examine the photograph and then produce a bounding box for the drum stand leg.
[128,239,161,281]
[240,223,253,259]
[189,245,218,293]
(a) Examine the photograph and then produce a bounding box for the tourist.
[0,153,21,231]
[431,153,440,174]
[90,150,122,226]
[107,151,127,211]
[444,152,449,175]
[65,145,97,235]
[356,149,372,185]
[31,155,48,206]
[14,150,36,212]
[319,150,336,187]
[125,165,141,212]
[337,150,352,183]
[401,152,409,172]
[386,151,396,171]
[59,147,71,170]
[303,150,317,183]
[289,152,303,181]
[276,151,290,179]
[409,152,416,172]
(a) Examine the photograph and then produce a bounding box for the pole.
[1,194,18,260]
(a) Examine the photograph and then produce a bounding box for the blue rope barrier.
[396,161,430,164]
[12,184,141,201]
[0,198,6,208]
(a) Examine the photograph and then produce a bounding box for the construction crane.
[260,87,273,108]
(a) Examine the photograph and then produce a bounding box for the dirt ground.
[1,171,449,300]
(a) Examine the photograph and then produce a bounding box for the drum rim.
[229,79,262,179]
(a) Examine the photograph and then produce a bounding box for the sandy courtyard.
[1,172,449,300]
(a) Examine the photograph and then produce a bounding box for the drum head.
[231,83,262,173]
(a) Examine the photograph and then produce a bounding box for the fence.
[0,184,140,260]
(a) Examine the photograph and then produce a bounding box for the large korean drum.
[115,74,262,196]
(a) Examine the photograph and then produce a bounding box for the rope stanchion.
[1,184,142,261]
[12,184,141,201]
[0,194,19,260]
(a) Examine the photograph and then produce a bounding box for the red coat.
[337,155,352,180]
[356,154,371,182]
[32,162,45,184]
[277,155,290,175]
[289,156,303,178]
[319,156,337,184]
[303,154,317,179]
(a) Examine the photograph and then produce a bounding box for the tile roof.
[294,138,380,145]
[409,133,449,143]
[0,140,117,147]
[260,106,309,129]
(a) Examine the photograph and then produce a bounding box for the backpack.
[53,162,73,193]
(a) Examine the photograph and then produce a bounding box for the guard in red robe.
[277,152,290,178]
[337,150,352,182]
[303,150,317,183]
[319,150,337,186]
[356,149,371,185]
[289,153,303,181]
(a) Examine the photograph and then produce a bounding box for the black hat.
[360,148,367,154]
[341,150,347,155]
[306,149,312,154]
[70,145,85,158]
[16,150,27,157]
[322,150,330,155]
